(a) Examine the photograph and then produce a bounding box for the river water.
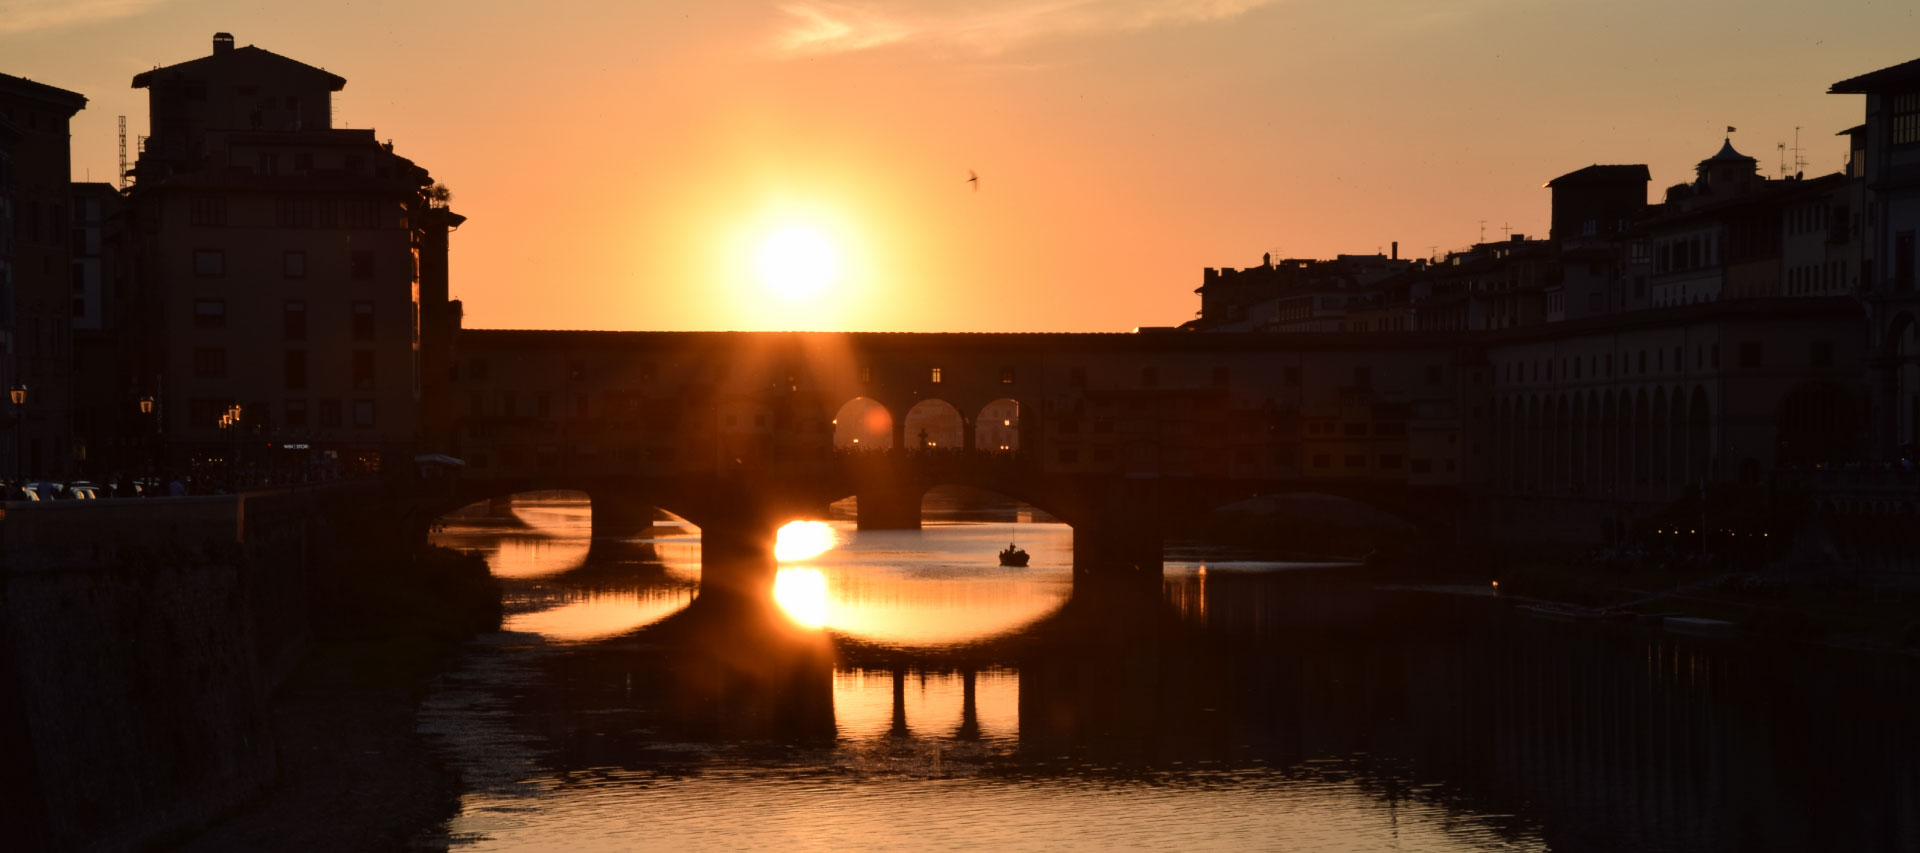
[422,491,1920,852]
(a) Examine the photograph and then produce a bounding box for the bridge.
[434,329,1477,582]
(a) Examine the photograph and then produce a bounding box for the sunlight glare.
[758,225,837,298]
[773,567,829,629]
[774,520,837,561]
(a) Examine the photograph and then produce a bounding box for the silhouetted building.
[1831,58,1920,458]
[67,181,136,474]
[123,33,464,478]
[0,73,88,480]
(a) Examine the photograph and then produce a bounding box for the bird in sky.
[967,170,979,191]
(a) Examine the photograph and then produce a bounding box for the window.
[352,301,375,340]
[1380,454,1404,470]
[351,251,374,280]
[1069,367,1087,388]
[537,392,552,418]
[1898,231,1915,291]
[1811,341,1834,369]
[285,350,307,389]
[1354,366,1372,388]
[859,366,872,383]
[319,399,342,427]
[1212,366,1229,387]
[1425,364,1442,384]
[1057,447,1079,464]
[353,400,376,428]
[1284,366,1300,386]
[284,250,306,278]
[343,198,381,228]
[193,347,226,379]
[284,301,307,339]
[574,393,589,418]
[1739,342,1764,369]
[930,367,943,384]
[1141,367,1158,387]
[353,350,375,390]
[567,359,586,380]
[469,392,484,417]
[276,197,314,228]
[501,391,517,417]
[1894,92,1920,146]
[284,399,308,428]
[189,196,227,226]
[1001,367,1016,384]
[1312,453,1330,469]
[1344,454,1366,468]
[194,298,226,328]
[193,249,225,277]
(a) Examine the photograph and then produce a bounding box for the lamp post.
[138,396,155,490]
[9,384,26,486]
[219,403,242,493]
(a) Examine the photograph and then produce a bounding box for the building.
[1830,58,1920,458]
[0,72,88,481]
[124,33,463,480]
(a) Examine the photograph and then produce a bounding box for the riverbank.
[183,544,500,851]
[1404,548,1920,653]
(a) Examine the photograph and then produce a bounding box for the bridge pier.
[1071,481,1165,579]
[590,492,659,540]
[697,513,778,596]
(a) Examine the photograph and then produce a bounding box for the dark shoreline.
[183,543,501,851]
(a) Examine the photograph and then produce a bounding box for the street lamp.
[137,396,157,488]
[219,403,242,492]
[9,384,25,485]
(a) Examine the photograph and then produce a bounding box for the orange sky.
[7,1,1913,332]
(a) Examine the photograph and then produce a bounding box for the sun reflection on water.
[774,567,830,628]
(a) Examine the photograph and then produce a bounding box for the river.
[421,490,1920,851]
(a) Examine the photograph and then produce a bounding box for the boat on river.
[998,543,1030,567]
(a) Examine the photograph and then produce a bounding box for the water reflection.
[773,567,829,628]
[423,493,1920,852]
[501,588,696,641]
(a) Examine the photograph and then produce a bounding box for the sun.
[757,225,838,298]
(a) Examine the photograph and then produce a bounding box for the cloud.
[0,0,169,36]
[771,0,1280,57]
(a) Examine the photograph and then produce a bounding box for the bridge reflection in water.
[422,494,1920,852]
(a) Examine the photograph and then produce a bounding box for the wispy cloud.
[0,0,169,36]
[771,0,1280,57]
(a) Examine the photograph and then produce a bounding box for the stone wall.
[0,486,361,850]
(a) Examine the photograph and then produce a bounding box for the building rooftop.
[0,71,87,112]
[132,40,346,91]
[1700,138,1756,165]
[1545,164,1651,187]
[1829,56,1920,94]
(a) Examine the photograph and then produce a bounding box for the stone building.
[0,73,87,481]
[123,33,463,479]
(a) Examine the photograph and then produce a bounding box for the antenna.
[1479,220,1487,244]
[1791,126,1808,177]
[117,116,128,189]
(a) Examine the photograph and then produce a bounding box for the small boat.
[998,543,1030,567]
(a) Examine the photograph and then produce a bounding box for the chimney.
[1391,241,1398,260]
[213,32,235,54]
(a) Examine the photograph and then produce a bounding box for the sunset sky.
[6,0,1914,332]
